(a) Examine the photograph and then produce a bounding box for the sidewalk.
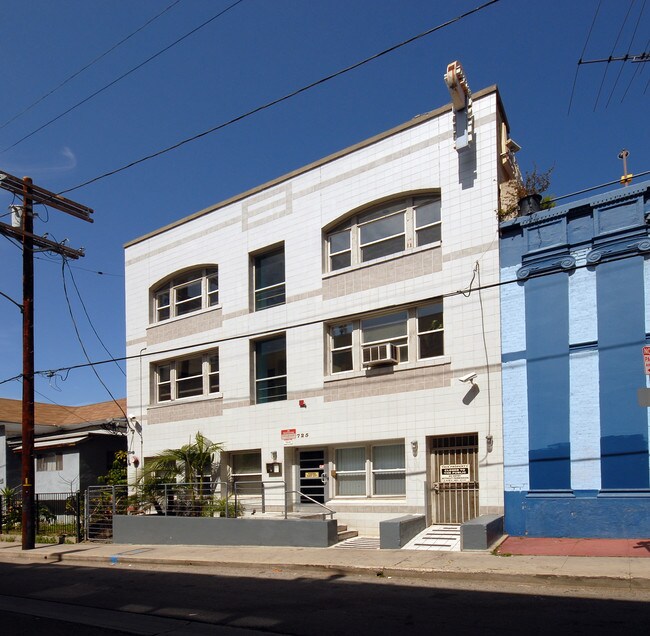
[0,539,648,590]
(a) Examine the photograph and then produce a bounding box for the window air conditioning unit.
[362,343,399,367]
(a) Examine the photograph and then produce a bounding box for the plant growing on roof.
[514,165,554,215]
[516,165,553,199]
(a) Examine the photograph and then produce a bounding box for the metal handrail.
[285,490,335,519]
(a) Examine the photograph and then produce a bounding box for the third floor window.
[326,195,441,272]
[253,246,285,310]
[153,267,218,323]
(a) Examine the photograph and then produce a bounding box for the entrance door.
[430,434,479,524]
[299,449,326,504]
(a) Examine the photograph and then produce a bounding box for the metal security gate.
[299,449,326,503]
[430,434,479,524]
[85,485,128,542]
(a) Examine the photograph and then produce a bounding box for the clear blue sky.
[0,0,648,407]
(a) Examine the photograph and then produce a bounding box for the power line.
[0,0,182,132]
[57,0,502,196]
[568,0,603,115]
[605,0,647,107]
[60,258,127,420]
[621,38,650,101]
[550,169,650,203]
[63,258,126,376]
[593,0,635,111]
[4,237,646,386]
[1,0,246,154]
[33,254,123,277]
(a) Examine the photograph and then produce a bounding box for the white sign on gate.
[440,464,470,483]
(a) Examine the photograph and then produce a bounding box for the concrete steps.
[336,524,358,542]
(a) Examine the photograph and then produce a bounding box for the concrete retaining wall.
[114,515,338,547]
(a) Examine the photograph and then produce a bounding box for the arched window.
[325,195,441,272]
[152,266,218,323]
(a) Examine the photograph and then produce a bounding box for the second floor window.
[156,351,219,402]
[153,267,219,323]
[253,247,285,310]
[255,335,287,403]
[328,301,443,374]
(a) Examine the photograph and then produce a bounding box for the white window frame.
[326,195,441,272]
[155,351,220,403]
[36,452,63,472]
[152,267,219,323]
[254,334,287,404]
[327,301,443,374]
[333,443,406,498]
[253,246,286,311]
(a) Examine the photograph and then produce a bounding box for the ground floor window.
[231,451,262,496]
[334,442,405,497]
[36,452,63,471]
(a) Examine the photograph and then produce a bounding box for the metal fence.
[0,490,83,541]
[86,485,128,542]
[85,481,247,541]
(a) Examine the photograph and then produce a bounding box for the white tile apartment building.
[124,81,516,535]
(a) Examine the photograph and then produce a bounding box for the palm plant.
[137,432,223,516]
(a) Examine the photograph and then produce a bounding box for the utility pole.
[0,170,92,550]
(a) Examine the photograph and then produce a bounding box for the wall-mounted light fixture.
[486,434,494,453]
[411,440,418,457]
[270,451,277,461]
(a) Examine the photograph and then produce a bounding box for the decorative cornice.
[517,253,576,280]
[586,235,650,264]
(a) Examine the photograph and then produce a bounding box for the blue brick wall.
[500,181,650,538]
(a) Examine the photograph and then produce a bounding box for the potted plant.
[516,165,553,214]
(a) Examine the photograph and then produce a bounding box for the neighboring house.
[124,65,519,535]
[0,398,127,494]
[500,180,650,538]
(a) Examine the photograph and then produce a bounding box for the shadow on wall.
[459,143,477,190]
[462,383,479,405]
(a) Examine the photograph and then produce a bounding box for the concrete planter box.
[460,514,504,551]
[114,515,338,547]
[379,515,426,549]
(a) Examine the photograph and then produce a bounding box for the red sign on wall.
[281,429,297,444]
[644,346,650,375]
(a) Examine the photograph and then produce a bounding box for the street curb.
[1,548,647,591]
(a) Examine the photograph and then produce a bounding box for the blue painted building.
[500,181,650,538]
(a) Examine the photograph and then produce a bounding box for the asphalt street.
[0,559,648,635]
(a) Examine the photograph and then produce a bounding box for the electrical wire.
[57,0,502,196]
[568,0,603,115]
[605,0,647,107]
[1,0,246,154]
[0,1,182,132]
[620,37,650,101]
[593,0,635,111]
[2,239,645,387]
[549,169,650,203]
[60,257,128,420]
[33,254,123,277]
[63,258,126,376]
[32,387,95,426]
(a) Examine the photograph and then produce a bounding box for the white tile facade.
[124,87,509,535]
